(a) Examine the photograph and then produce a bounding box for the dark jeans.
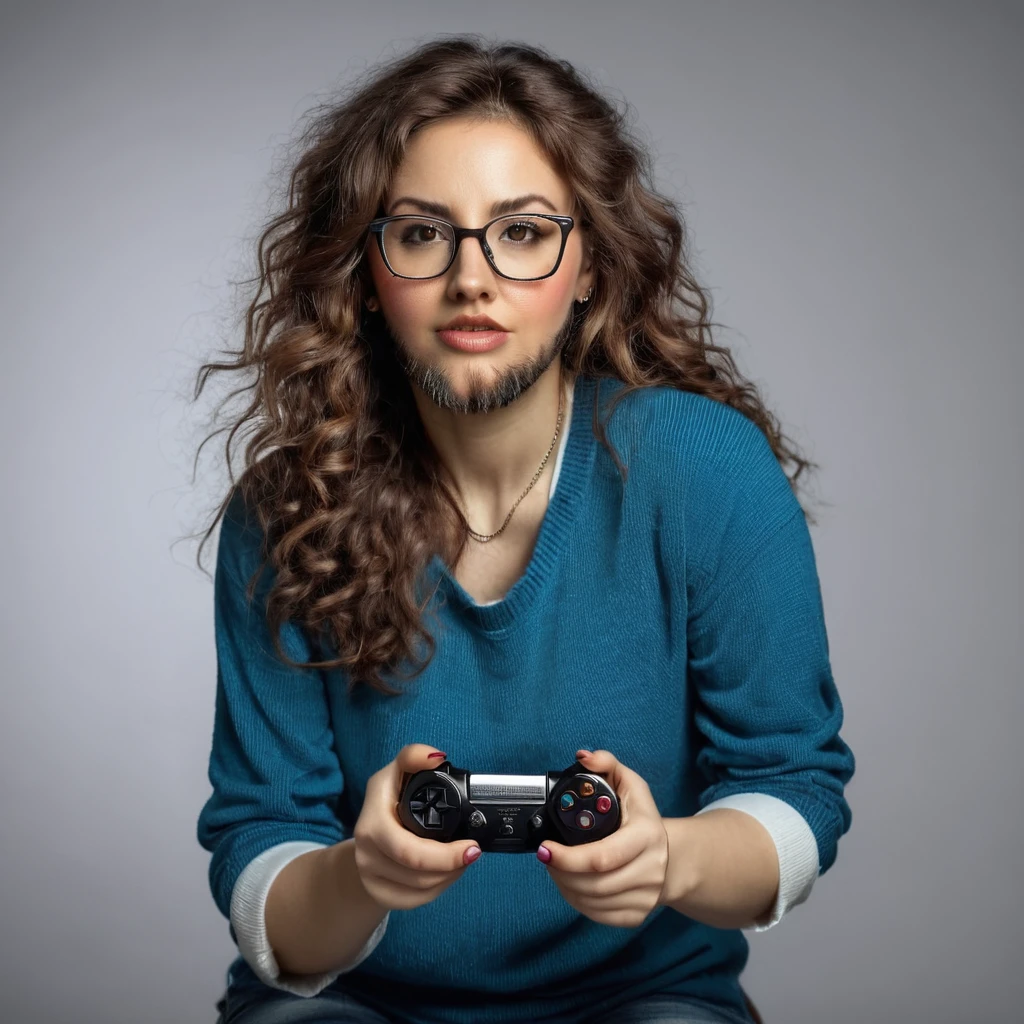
[215,987,755,1024]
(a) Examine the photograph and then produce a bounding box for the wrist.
[660,808,781,930]
[330,838,388,910]
[659,816,701,908]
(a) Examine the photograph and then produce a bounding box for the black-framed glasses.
[366,213,575,281]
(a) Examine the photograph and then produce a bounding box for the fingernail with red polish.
[464,846,481,865]
[537,846,552,863]
[428,752,447,759]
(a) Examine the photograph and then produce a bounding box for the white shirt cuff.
[229,840,390,997]
[695,793,820,932]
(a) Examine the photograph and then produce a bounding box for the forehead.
[387,116,572,217]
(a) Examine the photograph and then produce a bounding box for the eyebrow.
[387,193,559,218]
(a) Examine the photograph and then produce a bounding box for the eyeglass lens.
[380,216,564,279]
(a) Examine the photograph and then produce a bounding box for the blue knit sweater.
[197,373,855,1024]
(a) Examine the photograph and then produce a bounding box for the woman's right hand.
[351,743,482,912]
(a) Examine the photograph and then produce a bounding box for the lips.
[436,325,509,353]
[437,314,508,331]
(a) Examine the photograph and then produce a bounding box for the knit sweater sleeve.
[196,489,350,931]
[679,402,855,878]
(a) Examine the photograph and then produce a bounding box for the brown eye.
[498,220,541,245]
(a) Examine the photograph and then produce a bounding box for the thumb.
[575,748,620,781]
[577,748,660,823]
[390,746,479,858]
[575,747,643,802]
[394,742,450,777]
[386,743,449,801]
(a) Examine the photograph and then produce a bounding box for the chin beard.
[387,308,575,416]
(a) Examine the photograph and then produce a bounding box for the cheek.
[525,281,573,322]
[369,248,435,329]
[507,273,575,329]
[505,254,578,322]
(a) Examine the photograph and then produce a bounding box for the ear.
[575,264,595,304]
[358,256,380,312]
[579,264,595,297]
[575,228,595,296]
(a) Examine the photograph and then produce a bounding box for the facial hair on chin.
[388,307,575,416]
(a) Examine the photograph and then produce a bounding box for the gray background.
[1,2,1020,1022]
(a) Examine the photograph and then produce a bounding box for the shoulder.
[217,485,273,588]
[595,380,804,566]
[597,379,784,491]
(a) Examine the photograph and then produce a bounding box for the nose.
[445,233,498,301]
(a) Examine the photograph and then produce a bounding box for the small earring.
[578,288,592,304]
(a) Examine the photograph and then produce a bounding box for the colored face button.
[575,810,595,829]
[579,781,595,797]
[595,795,612,814]
[560,792,576,810]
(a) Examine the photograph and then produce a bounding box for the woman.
[194,35,855,1024]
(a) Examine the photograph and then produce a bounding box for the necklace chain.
[465,385,566,543]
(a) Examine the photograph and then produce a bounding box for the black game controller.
[398,759,621,851]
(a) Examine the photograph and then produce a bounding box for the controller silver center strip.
[469,774,547,802]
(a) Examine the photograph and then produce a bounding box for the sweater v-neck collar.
[428,372,598,633]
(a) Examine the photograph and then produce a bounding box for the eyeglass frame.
[366,213,576,282]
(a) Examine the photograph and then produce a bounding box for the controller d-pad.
[408,785,456,829]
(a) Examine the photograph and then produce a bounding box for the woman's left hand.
[537,748,670,928]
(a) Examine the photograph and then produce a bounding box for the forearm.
[265,838,388,976]
[660,810,780,930]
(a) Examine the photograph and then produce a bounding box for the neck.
[411,360,570,531]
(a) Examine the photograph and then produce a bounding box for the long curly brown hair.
[189,34,821,696]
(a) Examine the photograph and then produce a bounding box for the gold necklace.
[466,384,566,543]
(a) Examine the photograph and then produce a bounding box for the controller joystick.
[398,760,621,851]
